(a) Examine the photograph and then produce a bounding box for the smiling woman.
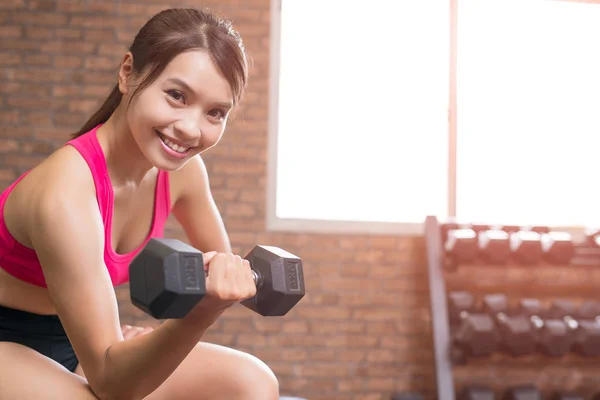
[0,7,280,400]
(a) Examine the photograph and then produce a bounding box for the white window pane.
[456,0,600,227]
[275,0,450,224]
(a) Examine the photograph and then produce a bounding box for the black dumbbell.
[482,293,536,356]
[584,227,600,247]
[458,385,495,400]
[503,385,541,400]
[545,300,580,354]
[509,230,543,264]
[444,223,513,267]
[448,291,499,359]
[540,231,575,265]
[390,393,423,400]
[478,228,511,264]
[519,298,572,357]
[444,227,479,266]
[571,301,600,356]
[129,238,305,319]
[551,393,584,400]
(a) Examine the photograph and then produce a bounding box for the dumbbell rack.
[424,216,455,400]
[424,215,600,399]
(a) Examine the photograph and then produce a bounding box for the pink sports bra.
[0,124,171,287]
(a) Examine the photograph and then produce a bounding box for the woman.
[0,7,279,400]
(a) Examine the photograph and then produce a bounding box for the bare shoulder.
[169,154,211,205]
[5,145,97,245]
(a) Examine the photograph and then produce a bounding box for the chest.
[109,172,162,255]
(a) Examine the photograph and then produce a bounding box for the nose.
[174,114,202,145]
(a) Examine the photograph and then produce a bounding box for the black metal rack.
[424,215,455,400]
[424,215,600,399]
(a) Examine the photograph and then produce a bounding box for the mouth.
[155,129,193,157]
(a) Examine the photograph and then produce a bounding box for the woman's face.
[121,50,233,171]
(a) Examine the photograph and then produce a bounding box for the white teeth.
[159,134,189,153]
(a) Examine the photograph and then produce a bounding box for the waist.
[0,304,67,338]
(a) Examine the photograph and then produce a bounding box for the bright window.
[268,0,450,234]
[456,0,600,228]
[268,0,600,234]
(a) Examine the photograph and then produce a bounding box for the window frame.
[265,0,599,236]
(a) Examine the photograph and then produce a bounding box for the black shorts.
[0,304,79,372]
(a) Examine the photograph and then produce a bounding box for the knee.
[233,353,279,400]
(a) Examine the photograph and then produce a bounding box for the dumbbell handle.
[251,270,264,289]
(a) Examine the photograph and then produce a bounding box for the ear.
[118,52,135,95]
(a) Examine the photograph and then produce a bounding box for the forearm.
[95,309,223,400]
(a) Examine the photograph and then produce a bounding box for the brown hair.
[72,7,248,138]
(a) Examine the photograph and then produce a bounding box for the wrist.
[185,301,227,328]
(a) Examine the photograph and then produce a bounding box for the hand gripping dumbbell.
[129,238,305,319]
[482,293,536,356]
[519,298,573,357]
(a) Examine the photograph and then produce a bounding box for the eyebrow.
[166,77,233,108]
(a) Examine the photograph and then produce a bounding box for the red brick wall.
[0,1,435,399]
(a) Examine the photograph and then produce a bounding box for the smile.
[155,130,191,154]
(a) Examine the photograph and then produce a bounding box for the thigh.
[74,326,279,400]
[145,342,279,400]
[0,342,98,400]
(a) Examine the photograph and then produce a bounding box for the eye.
[208,109,226,120]
[166,89,186,104]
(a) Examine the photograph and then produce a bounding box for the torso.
[0,150,186,316]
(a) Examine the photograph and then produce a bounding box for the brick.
[0,39,38,51]
[55,28,82,40]
[24,112,52,126]
[70,16,121,29]
[57,1,116,13]
[0,140,19,153]
[1,25,23,38]
[28,0,57,11]
[41,41,97,54]
[21,141,55,155]
[54,113,83,127]
[24,54,51,65]
[12,11,68,25]
[85,29,117,43]
[0,0,25,9]
[0,53,22,65]
[0,169,15,180]
[53,85,81,97]
[54,55,83,68]
[84,56,117,71]
[82,85,112,97]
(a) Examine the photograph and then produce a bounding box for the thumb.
[202,251,218,270]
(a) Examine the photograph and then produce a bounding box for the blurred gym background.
[2,0,600,399]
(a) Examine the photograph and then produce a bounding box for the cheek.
[204,127,226,148]
[129,93,171,126]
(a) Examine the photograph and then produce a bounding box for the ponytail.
[71,84,122,139]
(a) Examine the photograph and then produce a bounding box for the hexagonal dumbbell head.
[241,245,305,316]
[129,238,206,319]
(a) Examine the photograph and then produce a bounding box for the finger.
[141,327,154,335]
[205,253,227,288]
[122,326,140,340]
[202,251,218,269]
[243,259,256,299]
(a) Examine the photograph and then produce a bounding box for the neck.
[95,107,155,187]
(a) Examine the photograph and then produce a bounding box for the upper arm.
[171,155,231,253]
[24,150,122,395]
